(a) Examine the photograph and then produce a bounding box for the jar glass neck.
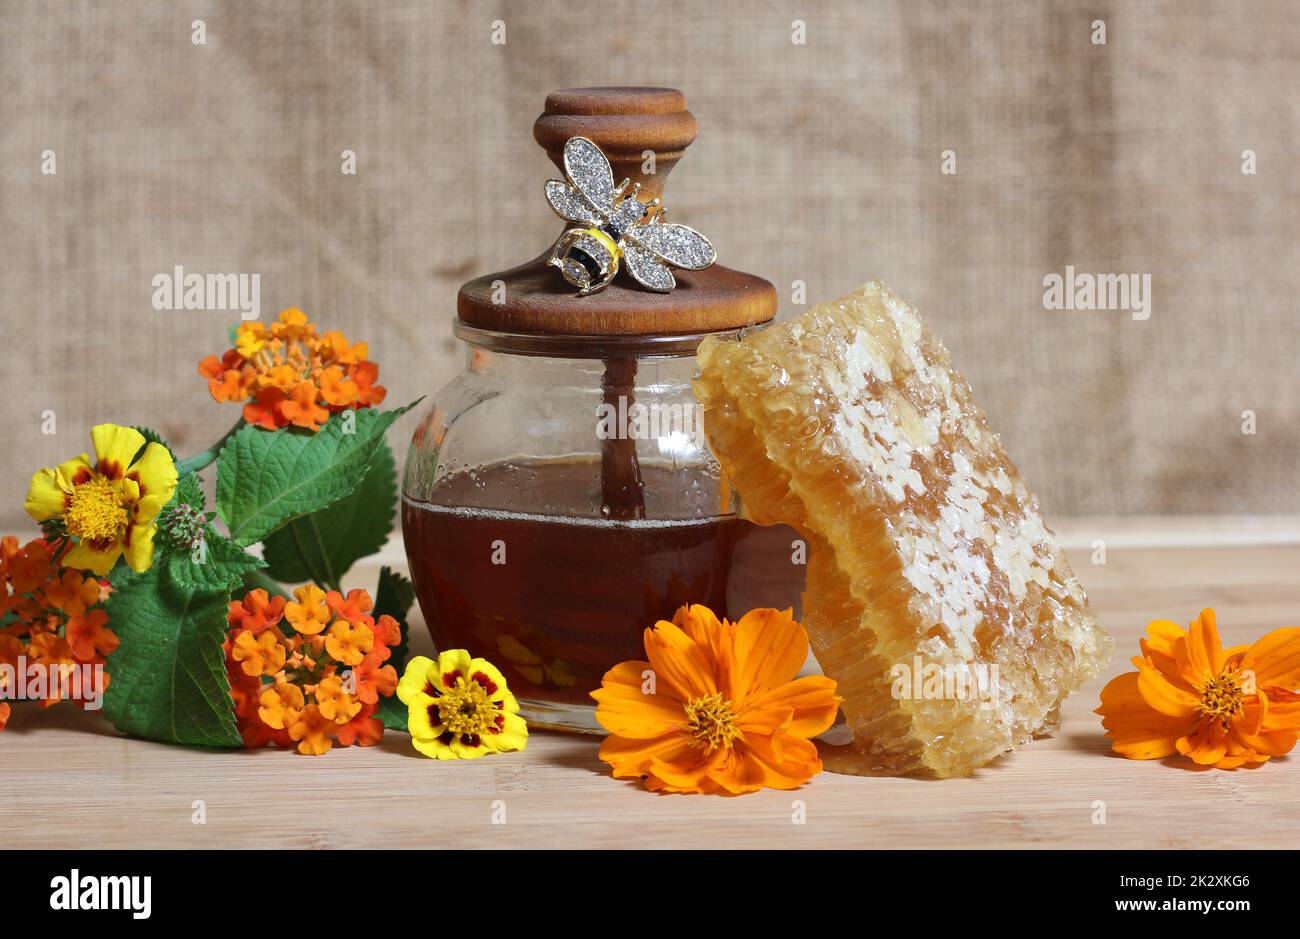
[453,319,758,359]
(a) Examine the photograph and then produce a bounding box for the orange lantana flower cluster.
[224,585,400,755]
[198,308,387,432]
[0,536,116,731]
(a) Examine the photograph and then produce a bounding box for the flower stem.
[176,419,244,477]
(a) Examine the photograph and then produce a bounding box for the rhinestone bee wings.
[544,136,717,294]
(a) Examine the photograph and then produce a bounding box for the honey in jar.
[401,87,801,732]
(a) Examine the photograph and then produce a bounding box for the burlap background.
[2,0,1297,532]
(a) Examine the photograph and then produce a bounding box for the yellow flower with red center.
[591,604,842,795]
[197,307,387,432]
[397,650,527,759]
[284,584,331,635]
[24,424,178,576]
[1097,608,1300,768]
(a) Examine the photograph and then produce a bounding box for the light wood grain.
[3,524,1298,850]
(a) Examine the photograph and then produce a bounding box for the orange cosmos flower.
[284,584,330,635]
[1097,608,1300,769]
[592,604,841,795]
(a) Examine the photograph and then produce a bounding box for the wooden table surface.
[4,518,1299,850]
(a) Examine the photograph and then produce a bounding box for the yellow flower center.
[1199,673,1244,728]
[684,692,742,753]
[436,677,497,737]
[64,476,128,544]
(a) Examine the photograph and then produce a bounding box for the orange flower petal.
[1260,687,1300,729]
[744,674,841,738]
[1230,727,1298,759]
[1137,661,1200,717]
[1177,608,1223,685]
[1143,619,1186,657]
[708,747,773,795]
[729,607,808,704]
[1137,639,1196,693]
[1176,724,1228,766]
[1097,672,1195,759]
[671,605,732,676]
[647,744,726,790]
[642,620,717,701]
[1239,627,1300,690]
[597,730,692,778]
[741,733,823,787]
[591,662,687,739]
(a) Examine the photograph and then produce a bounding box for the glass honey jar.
[402,88,799,732]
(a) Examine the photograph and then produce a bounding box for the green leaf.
[164,526,266,593]
[102,566,242,748]
[153,472,264,592]
[374,566,416,732]
[173,472,205,511]
[215,401,417,547]
[261,439,397,586]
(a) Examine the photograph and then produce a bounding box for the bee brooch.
[544,136,717,295]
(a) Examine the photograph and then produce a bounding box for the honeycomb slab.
[695,281,1113,777]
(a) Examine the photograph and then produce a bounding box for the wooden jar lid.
[456,87,777,339]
